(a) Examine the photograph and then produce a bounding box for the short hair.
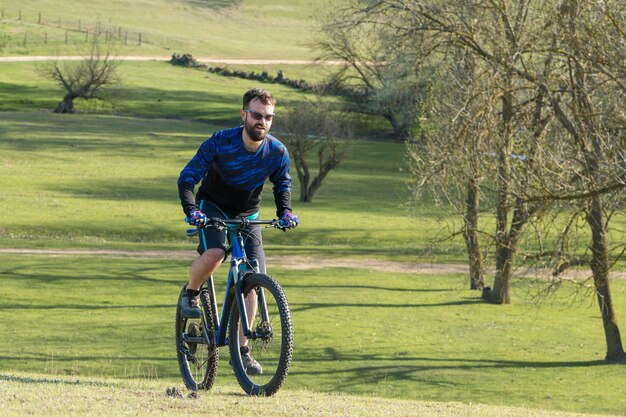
[243,88,276,109]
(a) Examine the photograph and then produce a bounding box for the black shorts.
[196,200,266,273]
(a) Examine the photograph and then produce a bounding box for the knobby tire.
[175,285,219,391]
[228,273,293,396]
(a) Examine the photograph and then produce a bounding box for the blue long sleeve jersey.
[177,126,293,218]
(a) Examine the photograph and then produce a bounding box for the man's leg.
[179,248,225,318]
[188,248,225,291]
[180,201,228,318]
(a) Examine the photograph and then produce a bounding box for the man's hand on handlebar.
[186,210,207,227]
[279,211,299,230]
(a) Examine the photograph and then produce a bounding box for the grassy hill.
[0,0,322,59]
[1,2,626,416]
[2,108,625,415]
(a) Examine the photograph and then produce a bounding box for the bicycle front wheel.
[175,286,219,391]
[228,273,293,396]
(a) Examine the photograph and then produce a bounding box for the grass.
[1,373,622,417]
[0,108,459,261]
[0,0,323,59]
[1,253,625,415]
[1,10,625,414]
[0,60,329,117]
[0,58,435,261]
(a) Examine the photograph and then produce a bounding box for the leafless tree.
[315,7,428,141]
[42,39,121,113]
[338,0,626,360]
[280,100,353,202]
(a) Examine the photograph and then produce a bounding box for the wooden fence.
[0,8,144,49]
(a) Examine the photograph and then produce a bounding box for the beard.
[244,119,268,142]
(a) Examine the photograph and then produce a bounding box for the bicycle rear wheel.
[228,273,293,396]
[176,285,219,391]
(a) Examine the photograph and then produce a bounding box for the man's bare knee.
[201,248,225,266]
[189,248,225,290]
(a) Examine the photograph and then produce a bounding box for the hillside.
[1,2,626,416]
[0,0,322,59]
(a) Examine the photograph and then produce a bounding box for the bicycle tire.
[228,273,293,396]
[175,285,219,391]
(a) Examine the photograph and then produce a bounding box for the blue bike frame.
[191,219,275,348]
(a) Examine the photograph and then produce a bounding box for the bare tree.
[42,39,121,113]
[280,100,352,202]
[407,59,493,290]
[315,8,427,141]
[538,0,626,361]
[358,0,625,361]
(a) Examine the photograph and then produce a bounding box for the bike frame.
[193,219,274,348]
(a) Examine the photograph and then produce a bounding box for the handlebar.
[185,217,284,237]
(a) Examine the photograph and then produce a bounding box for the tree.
[315,7,428,141]
[280,100,352,202]
[407,52,492,290]
[42,39,121,113]
[536,0,626,361]
[357,0,626,361]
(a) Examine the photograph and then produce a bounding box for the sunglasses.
[243,109,274,122]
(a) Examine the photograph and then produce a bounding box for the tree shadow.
[284,283,455,293]
[291,348,607,390]
[289,299,481,313]
[0,302,173,310]
[0,261,185,286]
[46,176,177,202]
[182,0,242,9]
[0,82,59,111]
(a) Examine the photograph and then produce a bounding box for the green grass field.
[1,254,625,415]
[0,106,452,261]
[0,0,322,59]
[1,105,625,415]
[1,2,625,415]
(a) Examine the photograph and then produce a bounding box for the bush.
[169,53,201,67]
[207,66,312,92]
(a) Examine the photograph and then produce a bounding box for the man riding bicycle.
[177,88,298,375]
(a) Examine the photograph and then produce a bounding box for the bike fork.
[248,257,271,325]
[234,276,271,340]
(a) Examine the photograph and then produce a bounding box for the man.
[177,88,298,375]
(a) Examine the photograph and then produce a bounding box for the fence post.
[22,33,27,47]
[18,10,21,20]
[38,12,41,24]
[65,30,68,44]
[78,19,81,31]
[138,33,141,46]
[85,30,89,42]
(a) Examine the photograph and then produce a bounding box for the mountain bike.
[175,217,293,396]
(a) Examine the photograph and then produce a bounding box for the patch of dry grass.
[0,372,619,417]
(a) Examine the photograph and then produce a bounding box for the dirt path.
[0,56,339,65]
[0,248,465,273]
[1,248,623,280]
